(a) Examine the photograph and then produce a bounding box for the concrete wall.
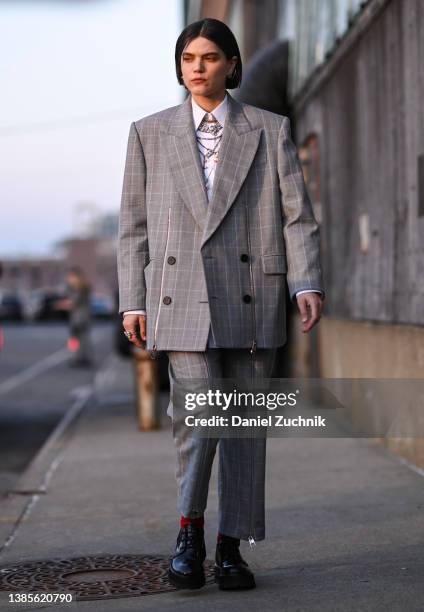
[290,0,424,469]
[312,317,424,469]
[294,0,424,326]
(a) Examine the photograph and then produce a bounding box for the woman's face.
[180,36,237,97]
[66,272,80,288]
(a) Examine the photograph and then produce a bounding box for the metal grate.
[0,554,216,601]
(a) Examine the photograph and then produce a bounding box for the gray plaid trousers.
[166,347,277,543]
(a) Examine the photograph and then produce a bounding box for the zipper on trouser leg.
[247,348,257,549]
[151,207,171,360]
[248,428,256,549]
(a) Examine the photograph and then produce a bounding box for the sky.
[0,0,183,258]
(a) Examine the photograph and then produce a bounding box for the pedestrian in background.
[65,267,93,368]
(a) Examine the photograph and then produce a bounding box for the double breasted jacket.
[117,91,324,352]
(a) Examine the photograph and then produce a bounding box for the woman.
[118,18,324,591]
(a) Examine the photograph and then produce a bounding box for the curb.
[0,385,93,556]
[12,385,93,495]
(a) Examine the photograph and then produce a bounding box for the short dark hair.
[67,266,83,277]
[175,18,242,89]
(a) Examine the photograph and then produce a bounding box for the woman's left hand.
[296,293,323,333]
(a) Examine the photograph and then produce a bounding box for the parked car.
[27,290,69,321]
[0,292,23,321]
[91,294,114,319]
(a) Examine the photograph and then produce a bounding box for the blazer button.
[243,294,252,303]
[163,296,172,305]
[167,256,176,265]
[240,253,249,262]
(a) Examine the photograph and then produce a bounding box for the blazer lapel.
[201,92,262,247]
[164,95,209,232]
[163,91,262,242]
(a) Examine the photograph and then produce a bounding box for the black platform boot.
[214,535,256,590]
[168,523,206,589]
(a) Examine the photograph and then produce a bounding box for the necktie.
[195,112,223,198]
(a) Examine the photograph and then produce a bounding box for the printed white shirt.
[191,93,227,202]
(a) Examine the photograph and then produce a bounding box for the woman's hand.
[296,293,323,333]
[55,298,73,311]
[122,314,146,349]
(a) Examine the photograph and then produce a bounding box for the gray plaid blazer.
[117,91,324,352]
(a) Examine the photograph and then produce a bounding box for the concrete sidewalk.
[1,354,424,611]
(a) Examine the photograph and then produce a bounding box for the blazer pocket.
[262,254,287,274]
[143,259,154,281]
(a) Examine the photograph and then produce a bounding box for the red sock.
[180,515,204,528]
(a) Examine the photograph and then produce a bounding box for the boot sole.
[214,568,256,590]
[168,566,206,590]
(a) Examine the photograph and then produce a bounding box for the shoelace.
[179,525,204,550]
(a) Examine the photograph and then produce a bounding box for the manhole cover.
[0,554,216,601]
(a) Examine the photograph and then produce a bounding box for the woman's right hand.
[122,314,146,349]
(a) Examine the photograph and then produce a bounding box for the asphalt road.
[0,321,116,496]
